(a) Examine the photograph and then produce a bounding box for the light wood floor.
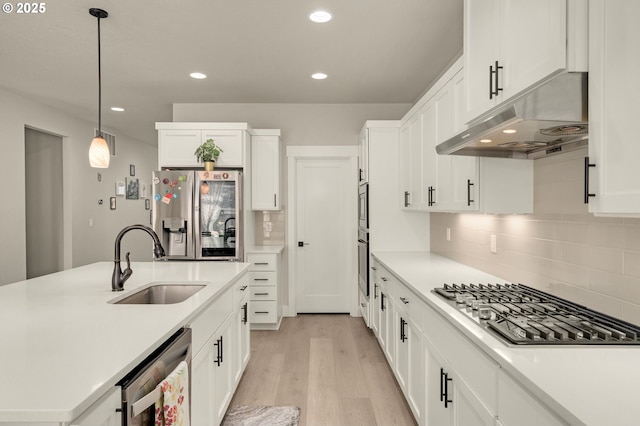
[229,314,417,426]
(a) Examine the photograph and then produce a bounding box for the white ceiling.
[0,1,463,144]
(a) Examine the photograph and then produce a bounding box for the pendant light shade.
[89,7,110,168]
[89,135,110,168]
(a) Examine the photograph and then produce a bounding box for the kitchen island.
[373,251,640,426]
[0,261,249,424]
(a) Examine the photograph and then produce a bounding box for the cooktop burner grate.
[433,283,640,345]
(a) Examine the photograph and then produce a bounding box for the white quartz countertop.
[0,261,249,423]
[372,251,640,426]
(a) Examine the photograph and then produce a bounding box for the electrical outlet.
[446,227,451,242]
[490,234,497,253]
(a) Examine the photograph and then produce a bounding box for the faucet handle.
[123,252,132,276]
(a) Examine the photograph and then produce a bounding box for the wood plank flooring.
[229,314,417,426]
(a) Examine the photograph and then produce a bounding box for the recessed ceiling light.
[480,139,492,143]
[502,129,517,134]
[110,107,125,112]
[312,72,328,80]
[309,10,332,23]
[190,72,207,79]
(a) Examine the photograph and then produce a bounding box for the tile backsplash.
[430,148,640,324]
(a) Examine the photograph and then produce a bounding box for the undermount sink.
[109,282,206,305]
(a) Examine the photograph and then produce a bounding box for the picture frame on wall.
[130,164,135,176]
[110,197,116,210]
[126,177,139,200]
[145,199,150,210]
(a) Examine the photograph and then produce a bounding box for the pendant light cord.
[97,14,102,137]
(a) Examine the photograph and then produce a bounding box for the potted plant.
[194,139,223,171]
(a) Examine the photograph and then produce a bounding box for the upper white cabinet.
[399,57,533,214]
[587,0,640,216]
[251,130,281,211]
[464,0,587,123]
[358,127,369,183]
[156,123,251,169]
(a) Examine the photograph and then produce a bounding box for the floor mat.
[221,405,300,426]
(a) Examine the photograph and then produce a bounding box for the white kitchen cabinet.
[251,130,281,211]
[376,268,396,367]
[212,316,233,425]
[358,127,369,183]
[70,387,121,426]
[587,0,640,216]
[155,123,251,169]
[189,274,249,426]
[400,110,428,209]
[497,370,567,426]
[464,0,575,123]
[246,249,283,330]
[370,264,380,337]
[394,298,425,424]
[358,288,370,327]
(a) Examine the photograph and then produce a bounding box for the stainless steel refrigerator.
[152,170,243,261]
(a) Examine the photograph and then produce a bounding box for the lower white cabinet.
[370,265,380,336]
[395,306,425,424]
[246,249,283,330]
[190,273,250,425]
[497,371,567,426]
[70,387,121,426]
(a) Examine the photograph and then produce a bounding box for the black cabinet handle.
[254,292,269,296]
[214,336,223,366]
[254,262,269,265]
[274,193,277,207]
[444,372,453,407]
[489,60,503,99]
[584,156,596,204]
[400,317,407,342]
[400,297,409,305]
[240,285,248,291]
[467,179,475,206]
[428,186,436,206]
[381,292,386,311]
[404,191,411,207]
[253,278,269,281]
[242,302,248,324]
[440,368,445,402]
[254,311,270,314]
[374,283,378,299]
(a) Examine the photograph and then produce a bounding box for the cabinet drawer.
[189,289,232,355]
[249,301,277,323]
[250,286,276,300]
[377,266,396,298]
[424,305,499,415]
[247,253,277,271]
[232,273,250,306]
[396,282,426,330]
[248,271,277,286]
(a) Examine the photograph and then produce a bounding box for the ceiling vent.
[95,129,116,156]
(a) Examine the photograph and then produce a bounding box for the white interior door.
[293,157,355,313]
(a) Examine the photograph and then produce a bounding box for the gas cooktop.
[433,283,640,345]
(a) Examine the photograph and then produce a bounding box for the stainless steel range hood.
[436,72,588,159]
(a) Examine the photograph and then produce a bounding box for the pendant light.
[88,8,110,168]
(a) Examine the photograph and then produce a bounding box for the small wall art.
[145,199,150,210]
[129,164,136,176]
[115,181,126,196]
[126,177,139,200]
[110,197,116,210]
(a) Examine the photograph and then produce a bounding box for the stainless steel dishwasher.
[117,327,192,425]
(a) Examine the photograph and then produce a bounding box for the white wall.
[0,87,158,285]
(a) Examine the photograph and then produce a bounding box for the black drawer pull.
[240,285,248,291]
[254,292,269,296]
[400,297,409,304]
[254,311,270,314]
[254,262,269,266]
[253,278,269,281]
[584,156,596,204]
[467,179,475,206]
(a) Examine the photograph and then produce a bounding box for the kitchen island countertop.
[373,251,640,426]
[0,261,249,423]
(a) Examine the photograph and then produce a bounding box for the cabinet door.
[252,135,281,210]
[359,127,369,183]
[420,101,437,209]
[212,319,233,425]
[70,387,122,426]
[425,344,452,426]
[395,308,409,393]
[370,266,380,336]
[201,130,244,167]
[500,0,566,101]
[464,0,499,122]
[191,343,215,425]
[588,0,640,215]
[399,122,412,208]
[158,129,202,168]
